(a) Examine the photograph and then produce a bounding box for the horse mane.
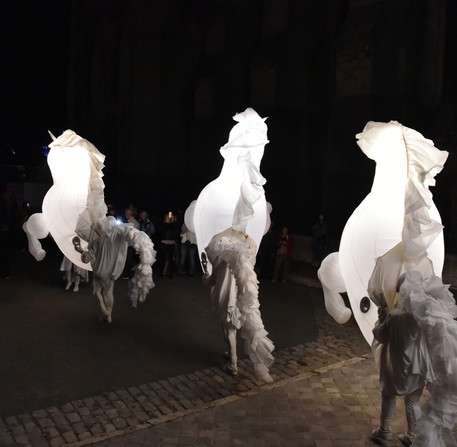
[399,122,448,267]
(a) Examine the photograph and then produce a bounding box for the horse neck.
[219,146,263,180]
[371,156,408,198]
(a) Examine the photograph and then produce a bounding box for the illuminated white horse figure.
[190,108,270,273]
[187,108,274,382]
[23,130,101,270]
[23,130,156,312]
[318,121,448,344]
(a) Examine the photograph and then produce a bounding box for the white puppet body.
[24,130,106,270]
[318,121,447,344]
[190,108,269,274]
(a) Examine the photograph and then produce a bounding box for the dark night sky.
[1,1,456,244]
[0,1,70,166]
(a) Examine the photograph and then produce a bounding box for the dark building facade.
[67,0,457,249]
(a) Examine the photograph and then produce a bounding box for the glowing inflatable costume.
[318,121,447,344]
[189,108,274,382]
[24,130,156,315]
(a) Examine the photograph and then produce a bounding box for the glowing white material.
[318,121,448,344]
[205,227,274,382]
[192,108,269,273]
[23,130,104,270]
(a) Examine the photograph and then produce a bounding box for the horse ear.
[48,130,57,141]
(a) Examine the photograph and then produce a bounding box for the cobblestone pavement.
[0,273,416,447]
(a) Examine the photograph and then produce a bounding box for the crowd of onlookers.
[1,189,329,284]
[107,203,197,279]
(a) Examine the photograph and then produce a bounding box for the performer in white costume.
[351,123,454,446]
[204,228,274,382]
[24,130,156,319]
[60,256,89,292]
[74,216,155,322]
[318,121,447,344]
[189,108,274,382]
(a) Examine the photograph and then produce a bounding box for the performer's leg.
[223,325,238,376]
[373,387,395,439]
[73,274,80,292]
[102,279,115,323]
[65,270,72,290]
[93,277,109,320]
[399,386,423,445]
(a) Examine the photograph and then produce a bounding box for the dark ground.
[0,241,319,418]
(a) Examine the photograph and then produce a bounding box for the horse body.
[189,109,274,381]
[190,108,269,274]
[319,121,446,344]
[23,130,103,270]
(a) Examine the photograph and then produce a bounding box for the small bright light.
[116,219,122,225]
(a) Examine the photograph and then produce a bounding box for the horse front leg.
[23,213,48,261]
[318,252,352,324]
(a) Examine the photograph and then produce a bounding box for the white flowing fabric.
[398,272,457,447]
[363,122,455,445]
[82,217,156,308]
[206,228,275,383]
[318,121,447,344]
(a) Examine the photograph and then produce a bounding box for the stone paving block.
[62,430,78,443]
[135,411,150,422]
[11,424,25,436]
[77,431,92,441]
[0,433,14,446]
[112,417,127,430]
[118,408,131,418]
[5,416,18,427]
[39,418,55,429]
[14,434,31,445]
[72,422,87,435]
[82,397,95,407]
[89,424,104,436]
[127,386,142,396]
[61,403,74,413]
[103,423,116,433]
[76,406,91,417]
[43,426,59,438]
[81,414,97,426]
[66,412,81,424]
[104,408,118,418]
[49,435,66,447]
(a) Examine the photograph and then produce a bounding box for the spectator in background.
[60,255,89,292]
[312,213,328,267]
[124,207,140,230]
[178,222,197,276]
[138,210,155,240]
[272,226,294,283]
[107,203,117,218]
[159,212,179,278]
